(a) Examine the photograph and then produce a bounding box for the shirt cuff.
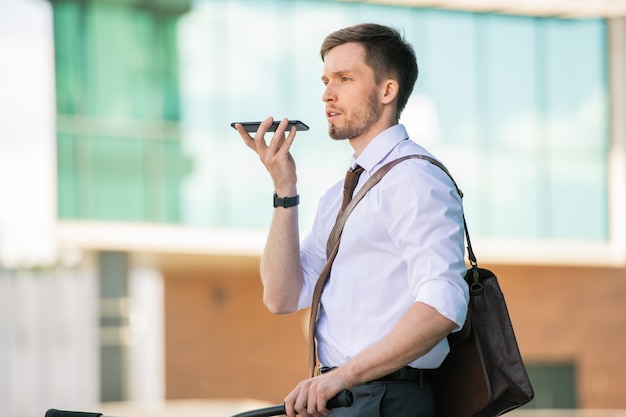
[415,279,469,331]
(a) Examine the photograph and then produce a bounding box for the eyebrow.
[321,69,354,81]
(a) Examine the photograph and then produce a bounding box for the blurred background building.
[1,0,625,416]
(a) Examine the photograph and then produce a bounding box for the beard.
[328,90,383,140]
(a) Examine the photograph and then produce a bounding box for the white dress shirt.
[297,124,469,369]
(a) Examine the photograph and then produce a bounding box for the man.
[235,23,468,417]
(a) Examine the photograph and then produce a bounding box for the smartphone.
[231,120,309,133]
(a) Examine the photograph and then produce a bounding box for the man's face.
[321,42,383,140]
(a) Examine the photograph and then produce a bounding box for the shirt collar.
[351,124,409,171]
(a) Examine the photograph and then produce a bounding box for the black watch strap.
[273,193,300,208]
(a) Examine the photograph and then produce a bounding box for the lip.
[326,109,341,120]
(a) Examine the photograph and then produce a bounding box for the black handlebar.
[46,411,102,417]
[231,389,353,417]
[45,389,353,417]
[327,389,353,409]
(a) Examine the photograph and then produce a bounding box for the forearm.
[335,302,457,387]
[260,196,304,314]
[234,116,303,314]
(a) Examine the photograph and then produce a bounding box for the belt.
[319,365,437,385]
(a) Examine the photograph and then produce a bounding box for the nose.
[322,83,335,103]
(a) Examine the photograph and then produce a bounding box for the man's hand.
[284,371,351,417]
[235,116,298,196]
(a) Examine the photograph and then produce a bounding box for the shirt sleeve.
[376,159,469,330]
[297,185,342,310]
[297,230,322,310]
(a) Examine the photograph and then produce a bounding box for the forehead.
[322,42,370,76]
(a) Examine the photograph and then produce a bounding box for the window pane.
[54,0,609,241]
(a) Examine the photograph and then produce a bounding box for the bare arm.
[336,302,456,383]
[235,117,304,314]
[260,196,304,313]
[284,302,457,417]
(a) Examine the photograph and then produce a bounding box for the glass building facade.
[54,0,609,241]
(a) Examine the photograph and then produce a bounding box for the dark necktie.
[308,164,365,376]
[338,165,365,218]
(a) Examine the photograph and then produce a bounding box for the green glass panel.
[52,0,189,223]
[53,0,610,240]
[57,133,78,219]
[90,136,146,221]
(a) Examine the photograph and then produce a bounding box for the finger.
[275,117,289,135]
[234,124,257,151]
[294,383,315,417]
[252,117,274,159]
[286,124,297,144]
[269,118,297,156]
[307,388,329,417]
[285,383,303,417]
[255,116,274,140]
[267,118,288,150]
[318,396,332,417]
[284,395,297,417]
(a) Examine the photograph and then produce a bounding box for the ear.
[380,79,399,105]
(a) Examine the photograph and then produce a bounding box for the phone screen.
[231,120,309,133]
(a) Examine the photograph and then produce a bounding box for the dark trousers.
[330,381,436,417]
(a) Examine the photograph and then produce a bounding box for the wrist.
[273,193,299,208]
[333,364,359,390]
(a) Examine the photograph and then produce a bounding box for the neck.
[349,115,398,156]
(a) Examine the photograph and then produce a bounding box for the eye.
[341,76,351,82]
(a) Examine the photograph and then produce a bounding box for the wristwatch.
[273,193,300,208]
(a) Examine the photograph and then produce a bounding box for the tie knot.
[351,165,365,175]
[344,165,364,191]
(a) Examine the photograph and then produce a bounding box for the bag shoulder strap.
[310,154,477,376]
[326,154,477,268]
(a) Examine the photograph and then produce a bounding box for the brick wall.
[489,264,626,408]
[163,255,309,403]
[163,255,626,407]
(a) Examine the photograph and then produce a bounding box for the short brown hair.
[320,23,418,120]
